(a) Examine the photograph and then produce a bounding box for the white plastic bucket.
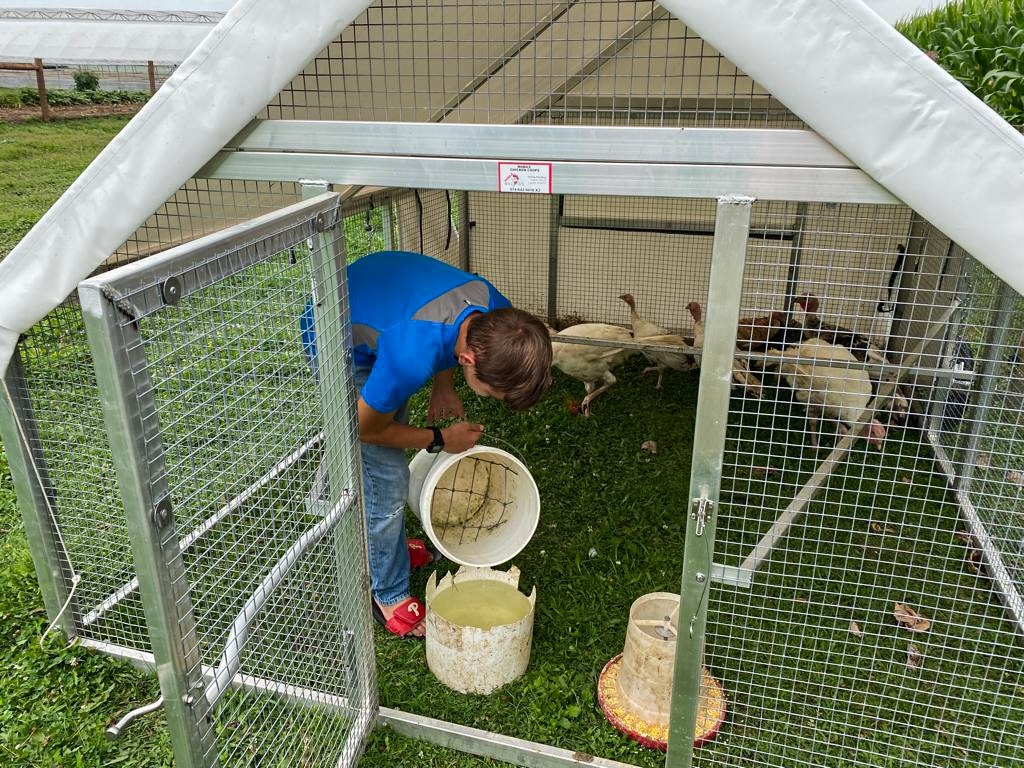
[425,566,536,694]
[407,446,540,567]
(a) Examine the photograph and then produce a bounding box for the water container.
[425,566,536,694]
[407,446,540,567]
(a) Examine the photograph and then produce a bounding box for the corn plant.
[899,0,1024,127]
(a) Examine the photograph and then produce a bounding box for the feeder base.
[597,654,726,750]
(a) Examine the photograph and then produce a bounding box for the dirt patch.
[0,103,143,124]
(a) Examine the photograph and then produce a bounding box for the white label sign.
[498,162,553,194]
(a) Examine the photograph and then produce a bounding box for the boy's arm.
[358,397,481,453]
[428,368,465,421]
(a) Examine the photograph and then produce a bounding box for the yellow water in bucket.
[426,566,536,694]
[429,579,532,630]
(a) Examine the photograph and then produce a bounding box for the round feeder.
[408,446,540,567]
[597,592,726,749]
[425,565,536,694]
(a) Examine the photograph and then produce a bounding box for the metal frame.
[80,270,216,766]
[77,192,376,767]
[201,122,896,205]
[193,121,910,767]
[25,119,1011,767]
[666,197,752,768]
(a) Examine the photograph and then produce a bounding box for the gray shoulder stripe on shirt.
[412,281,491,323]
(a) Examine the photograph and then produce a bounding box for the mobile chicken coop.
[1,1,1023,767]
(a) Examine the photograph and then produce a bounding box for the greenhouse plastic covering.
[0,18,214,64]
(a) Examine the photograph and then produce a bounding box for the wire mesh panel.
[78,194,375,767]
[265,0,799,128]
[442,180,1024,768]
[0,306,150,651]
[702,202,1024,768]
[928,251,1024,632]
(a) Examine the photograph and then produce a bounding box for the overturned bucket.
[426,566,536,694]
[407,446,540,567]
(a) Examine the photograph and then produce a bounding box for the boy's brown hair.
[467,307,553,410]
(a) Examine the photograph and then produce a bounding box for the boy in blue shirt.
[302,251,552,638]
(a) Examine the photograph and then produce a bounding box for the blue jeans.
[354,365,413,607]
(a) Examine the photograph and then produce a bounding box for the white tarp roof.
[1,0,1022,377]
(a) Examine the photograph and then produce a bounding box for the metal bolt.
[151,497,173,529]
[182,694,194,706]
[161,276,182,306]
[695,572,707,583]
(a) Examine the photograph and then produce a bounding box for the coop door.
[79,193,377,768]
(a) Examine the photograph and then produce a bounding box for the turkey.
[736,310,789,353]
[687,301,764,399]
[764,338,886,448]
[619,293,697,389]
[792,294,887,365]
[549,323,637,416]
[792,293,909,424]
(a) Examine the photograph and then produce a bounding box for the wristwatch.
[426,426,445,454]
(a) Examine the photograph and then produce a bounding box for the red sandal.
[407,538,436,570]
[372,596,426,639]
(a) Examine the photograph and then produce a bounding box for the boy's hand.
[428,385,465,421]
[442,421,484,453]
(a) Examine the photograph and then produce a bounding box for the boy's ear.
[457,349,476,366]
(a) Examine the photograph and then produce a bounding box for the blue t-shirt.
[301,251,511,414]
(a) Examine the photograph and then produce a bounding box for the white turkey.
[764,337,886,448]
[687,301,764,399]
[792,293,909,424]
[549,323,637,416]
[619,293,697,389]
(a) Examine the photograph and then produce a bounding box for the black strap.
[414,189,424,253]
[877,244,907,313]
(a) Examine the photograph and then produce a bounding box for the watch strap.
[427,425,445,453]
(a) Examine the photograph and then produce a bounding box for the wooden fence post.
[34,58,50,121]
[147,60,157,95]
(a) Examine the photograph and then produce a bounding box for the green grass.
[0,117,135,257]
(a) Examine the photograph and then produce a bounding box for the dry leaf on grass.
[894,602,931,633]
[1007,469,1023,486]
[641,440,658,454]
[907,643,924,669]
[976,453,990,469]
[849,620,864,638]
